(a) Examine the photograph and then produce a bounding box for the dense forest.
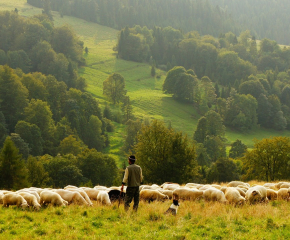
[28,0,290,45]
[208,0,290,45]
[0,11,121,189]
[27,0,239,37]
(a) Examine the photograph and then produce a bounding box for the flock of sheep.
[138,181,290,205]
[0,181,289,210]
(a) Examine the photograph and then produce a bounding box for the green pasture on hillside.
[1,0,290,164]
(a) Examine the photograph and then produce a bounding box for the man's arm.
[140,168,143,184]
[121,168,128,191]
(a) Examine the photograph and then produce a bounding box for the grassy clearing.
[2,1,290,162]
[1,199,290,239]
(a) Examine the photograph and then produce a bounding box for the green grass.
[1,200,290,239]
[2,0,290,163]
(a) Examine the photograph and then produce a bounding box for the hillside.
[1,0,290,165]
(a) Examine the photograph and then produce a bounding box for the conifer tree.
[0,137,28,189]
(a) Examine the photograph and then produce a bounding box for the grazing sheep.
[53,189,88,205]
[1,190,13,195]
[18,192,41,210]
[185,183,201,188]
[211,184,222,190]
[275,182,288,189]
[94,186,108,191]
[203,188,228,203]
[245,186,268,204]
[66,188,93,206]
[198,185,212,191]
[277,188,289,201]
[17,190,40,203]
[227,181,250,188]
[140,189,169,202]
[280,183,290,189]
[97,191,111,205]
[224,187,245,206]
[236,188,246,197]
[237,185,249,190]
[3,193,28,209]
[39,191,67,207]
[266,189,278,201]
[0,192,4,204]
[162,184,180,191]
[160,190,173,200]
[64,185,78,189]
[81,188,100,201]
[172,188,203,201]
[264,183,276,188]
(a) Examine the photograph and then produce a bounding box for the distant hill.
[208,0,290,45]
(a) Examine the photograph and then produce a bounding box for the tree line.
[28,0,290,45]
[208,0,290,45]
[27,0,239,38]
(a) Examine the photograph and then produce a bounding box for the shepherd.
[120,155,143,212]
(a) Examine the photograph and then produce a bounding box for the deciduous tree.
[103,73,127,104]
[135,120,198,184]
[242,137,290,181]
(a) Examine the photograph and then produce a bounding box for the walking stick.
[118,189,123,208]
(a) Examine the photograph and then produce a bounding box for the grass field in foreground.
[1,1,290,163]
[0,199,290,239]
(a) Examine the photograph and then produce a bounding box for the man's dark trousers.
[124,186,139,211]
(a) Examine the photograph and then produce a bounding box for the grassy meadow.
[1,197,290,239]
[2,1,290,160]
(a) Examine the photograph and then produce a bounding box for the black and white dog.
[164,199,179,216]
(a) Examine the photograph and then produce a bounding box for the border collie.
[164,199,179,215]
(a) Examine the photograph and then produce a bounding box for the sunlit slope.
[2,0,290,151]
[52,14,200,137]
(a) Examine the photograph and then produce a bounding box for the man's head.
[128,155,136,164]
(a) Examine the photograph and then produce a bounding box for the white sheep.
[140,189,169,202]
[3,193,28,209]
[81,188,101,201]
[18,192,41,210]
[66,188,93,206]
[203,188,228,203]
[227,181,250,188]
[39,191,67,207]
[53,189,89,205]
[172,188,203,201]
[245,185,268,204]
[97,191,111,205]
[266,189,278,201]
[224,187,245,206]
[277,188,289,200]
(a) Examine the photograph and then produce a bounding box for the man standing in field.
[121,155,143,212]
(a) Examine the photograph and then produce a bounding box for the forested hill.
[28,0,290,45]
[27,0,240,37]
[208,0,290,45]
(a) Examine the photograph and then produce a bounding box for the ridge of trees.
[28,0,290,45]
[27,0,239,38]
[207,0,290,45]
